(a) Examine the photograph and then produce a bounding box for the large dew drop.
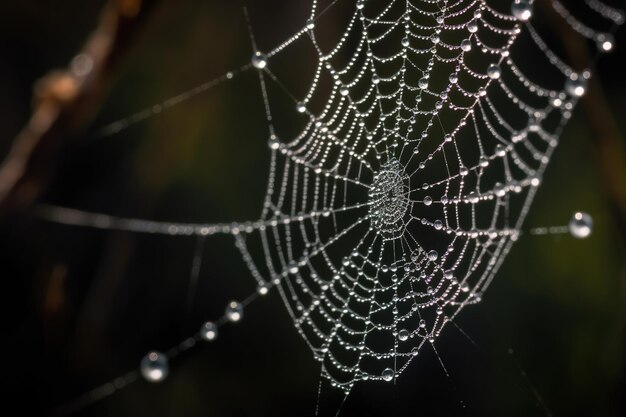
[140,351,169,383]
[511,1,532,21]
[382,368,395,382]
[565,74,587,97]
[568,212,593,239]
[487,63,501,80]
[251,51,267,69]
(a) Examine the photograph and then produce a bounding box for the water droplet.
[423,196,432,206]
[268,134,280,150]
[372,74,380,84]
[288,262,299,274]
[468,19,478,33]
[257,283,269,295]
[225,301,243,322]
[401,37,410,47]
[296,102,306,113]
[140,351,169,382]
[461,39,472,51]
[530,175,541,187]
[569,212,593,238]
[487,63,501,79]
[511,1,532,21]
[306,19,315,30]
[339,85,349,96]
[565,74,587,97]
[382,368,395,382]
[251,51,267,69]
[419,77,428,89]
[398,329,409,341]
[200,321,218,341]
[428,250,438,261]
[597,33,614,53]
[494,183,506,197]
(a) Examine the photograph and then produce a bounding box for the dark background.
[1,1,624,416]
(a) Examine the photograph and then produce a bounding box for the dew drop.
[511,1,532,21]
[428,250,438,261]
[382,368,395,382]
[565,74,587,97]
[200,321,218,341]
[225,301,244,322]
[494,183,506,197]
[268,134,280,150]
[468,19,478,33]
[288,262,299,274]
[597,33,614,53]
[568,212,593,238]
[487,63,501,80]
[251,51,267,69]
[140,351,169,382]
[257,283,269,295]
[398,329,409,341]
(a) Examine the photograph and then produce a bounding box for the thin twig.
[0,0,161,215]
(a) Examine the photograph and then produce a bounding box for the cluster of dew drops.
[140,210,592,383]
[138,0,605,384]
[140,0,600,382]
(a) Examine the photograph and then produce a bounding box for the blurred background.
[0,0,624,416]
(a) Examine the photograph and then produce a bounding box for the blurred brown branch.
[0,0,161,216]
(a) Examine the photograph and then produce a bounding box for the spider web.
[41,0,622,405]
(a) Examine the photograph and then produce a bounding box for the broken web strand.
[41,0,622,414]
